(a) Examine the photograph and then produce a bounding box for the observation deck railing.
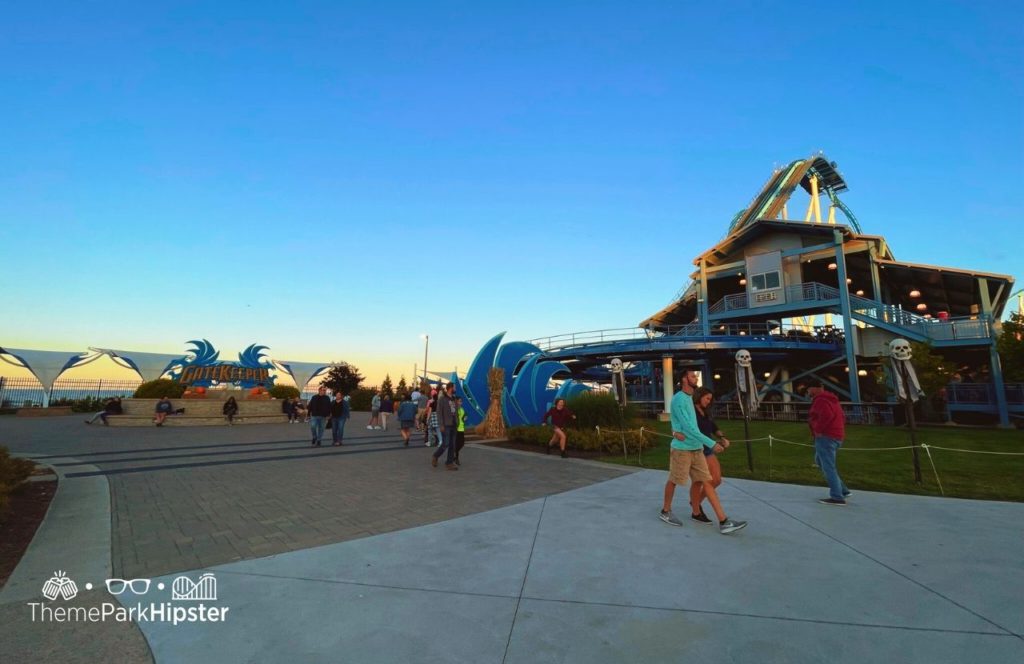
[707,281,993,343]
[529,321,841,353]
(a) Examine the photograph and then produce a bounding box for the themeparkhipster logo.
[28,571,230,626]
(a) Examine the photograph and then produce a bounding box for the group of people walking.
[301,385,467,468]
[657,371,850,534]
[305,386,353,447]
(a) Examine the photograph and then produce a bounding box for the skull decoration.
[609,357,624,374]
[735,349,752,368]
[889,338,913,362]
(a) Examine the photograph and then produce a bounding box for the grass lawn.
[599,419,1024,502]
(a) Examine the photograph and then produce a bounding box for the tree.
[320,364,365,395]
[396,375,408,396]
[996,313,1024,382]
[380,374,394,399]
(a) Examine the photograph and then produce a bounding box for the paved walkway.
[1,416,1022,663]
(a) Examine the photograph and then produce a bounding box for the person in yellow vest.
[454,396,467,466]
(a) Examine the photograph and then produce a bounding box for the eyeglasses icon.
[105,578,151,595]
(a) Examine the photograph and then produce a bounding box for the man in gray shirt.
[431,383,459,470]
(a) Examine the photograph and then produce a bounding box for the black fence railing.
[0,377,142,408]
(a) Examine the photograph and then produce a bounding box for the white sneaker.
[366,425,373,429]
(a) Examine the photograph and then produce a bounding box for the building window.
[750,270,781,291]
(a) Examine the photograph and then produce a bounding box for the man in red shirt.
[807,379,851,505]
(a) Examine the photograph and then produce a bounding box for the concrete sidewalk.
[2,417,1021,662]
[125,471,1022,663]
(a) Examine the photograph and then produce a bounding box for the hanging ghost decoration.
[888,338,923,402]
[735,349,759,417]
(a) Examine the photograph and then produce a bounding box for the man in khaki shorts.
[660,369,747,535]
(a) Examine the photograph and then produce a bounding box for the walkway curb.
[0,457,112,604]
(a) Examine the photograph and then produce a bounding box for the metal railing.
[709,282,840,315]
[0,377,142,408]
[711,400,894,426]
[530,320,843,352]
[706,281,993,343]
[530,326,687,352]
[847,294,991,342]
[946,382,1024,407]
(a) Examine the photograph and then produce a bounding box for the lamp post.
[420,334,429,390]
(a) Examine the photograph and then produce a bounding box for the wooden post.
[898,361,923,484]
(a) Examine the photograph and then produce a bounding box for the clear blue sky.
[2,1,1021,383]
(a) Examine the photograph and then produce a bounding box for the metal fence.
[0,377,142,408]
[710,400,895,426]
[616,394,894,426]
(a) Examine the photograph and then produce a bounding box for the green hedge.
[348,387,376,411]
[507,424,656,453]
[0,446,35,520]
[269,385,300,400]
[565,392,638,428]
[134,379,186,399]
[51,396,118,413]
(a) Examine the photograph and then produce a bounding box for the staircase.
[846,294,991,345]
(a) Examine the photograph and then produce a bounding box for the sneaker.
[691,511,713,525]
[560,451,568,458]
[84,420,91,425]
[659,510,683,527]
[366,425,373,430]
[842,490,852,498]
[719,519,747,534]
[818,498,847,506]
[311,438,317,446]
[445,464,458,471]
[431,457,438,468]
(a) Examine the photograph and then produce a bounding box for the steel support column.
[833,229,861,402]
[660,355,674,422]
[977,279,1010,427]
[699,258,711,336]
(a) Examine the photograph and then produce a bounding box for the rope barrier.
[594,427,1023,457]
[920,445,1024,456]
[920,444,946,496]
[586,423,1021,500]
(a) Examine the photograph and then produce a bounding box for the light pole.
[420,334,429,390]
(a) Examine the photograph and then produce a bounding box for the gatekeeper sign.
[179,364,272,385]
[165,340,277,389]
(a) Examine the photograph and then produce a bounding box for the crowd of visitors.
[73,368,849,522]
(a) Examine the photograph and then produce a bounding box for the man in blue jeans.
[807,379,851,505]
[307,386,333,447]
[431,383,459,470]
[330,391,350,446]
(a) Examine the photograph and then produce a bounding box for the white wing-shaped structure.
[88,347,187,383]
[272,360,340,392]
[0,347,100,406]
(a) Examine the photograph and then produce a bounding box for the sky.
[1,1,1022,385]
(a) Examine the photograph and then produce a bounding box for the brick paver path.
[2,416,630,578]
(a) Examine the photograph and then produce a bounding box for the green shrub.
[0,446,35,520]
[51,396,114,413]
[348,387,375,411]
[134,379,186,399]
[566,392,637,428]
[507,424,656,453]
[269,385,300,400]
